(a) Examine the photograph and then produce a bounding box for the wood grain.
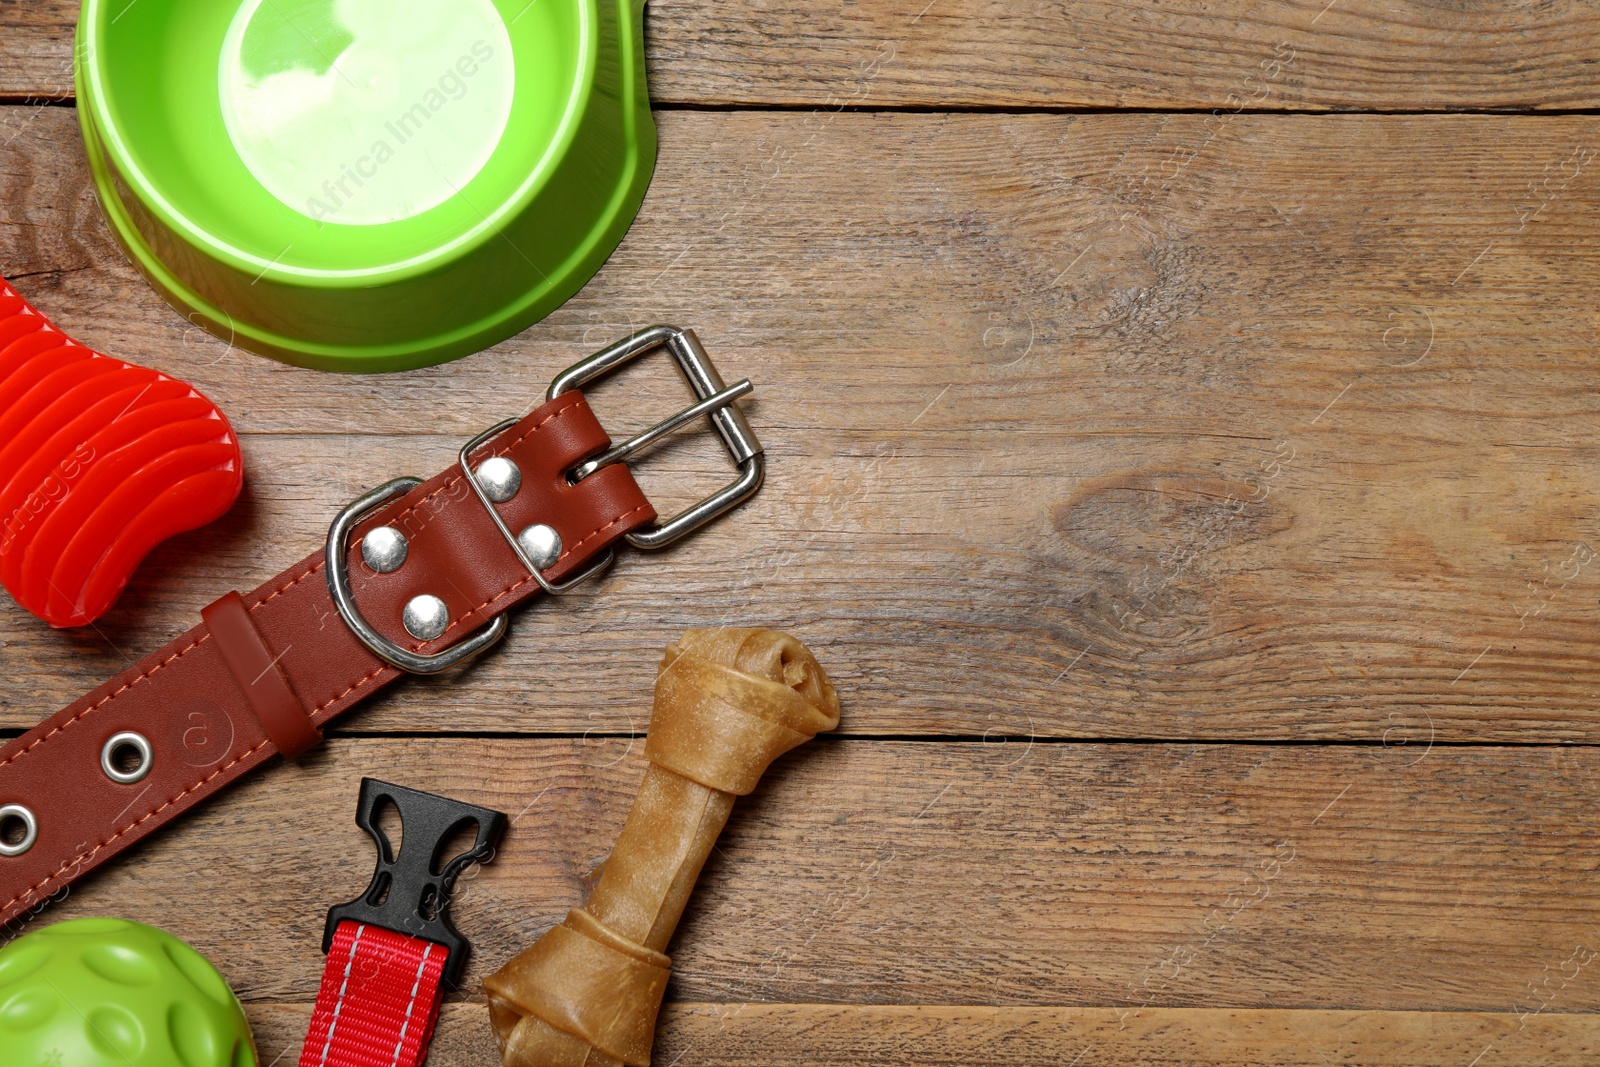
[2,108,1597,741]
[24,739,1600,1017]
[7,0,1600,109]
[3,4,1593,1062]
[244,1004,1600,1067]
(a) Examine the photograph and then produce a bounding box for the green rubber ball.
[0,917,257,1066]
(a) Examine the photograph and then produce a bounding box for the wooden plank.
[21,739,1600,1015]
[2,109,1598,740]
[244,1004,1600,1067]
[8,0,1600,109]
[0,2,77,102]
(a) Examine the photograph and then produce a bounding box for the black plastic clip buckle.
[322,777,507,986]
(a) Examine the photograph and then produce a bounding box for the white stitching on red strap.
[301,921,449,1067]
[391,941,435,1067]
[318,922,367,1067]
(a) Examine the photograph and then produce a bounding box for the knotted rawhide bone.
[483,627,840,1067]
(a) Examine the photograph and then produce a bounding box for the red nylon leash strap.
[0,391,656,926]
[302,779,505,1067]
[300,921,448,1067]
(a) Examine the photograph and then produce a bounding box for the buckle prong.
[324,327,761,675]
[549,326,765,549]
[570,378,753,482]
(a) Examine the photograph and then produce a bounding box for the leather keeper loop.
[201,590,322,758]
[0,390,657,930]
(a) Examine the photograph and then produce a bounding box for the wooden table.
[4,3,1599,1064]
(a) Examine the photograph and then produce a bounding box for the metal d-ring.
[326,478,508,675]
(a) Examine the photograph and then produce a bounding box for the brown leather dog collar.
[0,327,763,928]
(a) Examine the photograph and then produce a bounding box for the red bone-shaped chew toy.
[0,278,243,628]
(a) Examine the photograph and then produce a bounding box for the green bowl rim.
[78,81,657,372]
[76,0,601,285]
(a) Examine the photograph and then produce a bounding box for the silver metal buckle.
[325,327,762,674]
[549,325,764,549]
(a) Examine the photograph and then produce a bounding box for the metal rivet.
[516,524,563,570]
[361,526,409,573]
[403,595,451,641]
[101,731,153,785]
[0,804,37,857]
[474,456,522,503]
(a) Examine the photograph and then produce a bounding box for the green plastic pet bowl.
[76,0,656,373]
